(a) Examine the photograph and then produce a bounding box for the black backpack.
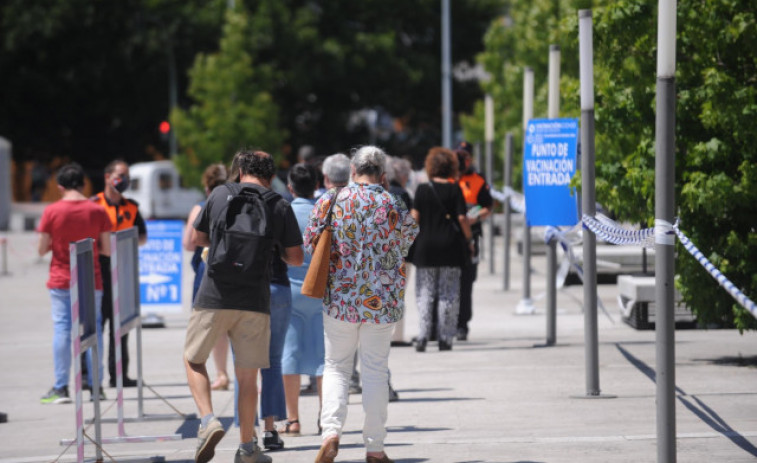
[206,183,274,286]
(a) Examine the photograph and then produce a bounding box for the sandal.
[277,419,300,436]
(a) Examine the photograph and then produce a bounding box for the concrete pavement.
[1,228,756,463]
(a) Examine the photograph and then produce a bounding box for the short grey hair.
[384,155,396,182]
[322,153,351,186]
[351,145,386,178]
[388,157,411,184]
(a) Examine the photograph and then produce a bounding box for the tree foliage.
[467,0,757,330]
[1,0,504,183]
[0,0,225,186]
[170,8,284,189]
[239,0,505,163]
[461,0,590,188]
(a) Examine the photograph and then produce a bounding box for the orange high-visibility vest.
[91,192,140,231]
[458,173,486,206]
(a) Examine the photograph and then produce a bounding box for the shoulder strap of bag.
[324,187,343,228]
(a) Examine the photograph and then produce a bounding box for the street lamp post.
[485,94,496,274]
[579,9,600,395]
[441,0,452,148]
[516,67,535,315]
[655,1,677,462]
[545,45,560,345]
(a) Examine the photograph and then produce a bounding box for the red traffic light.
[159,120,171,134]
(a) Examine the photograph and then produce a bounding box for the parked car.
[125,161,203,219]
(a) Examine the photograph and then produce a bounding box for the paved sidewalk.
[1,229,756,463]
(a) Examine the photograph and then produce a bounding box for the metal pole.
[548,45,561,117]
[503,133,513,290]
[0,137,11,232]
[474,142,482,173]
[168,44,178,158]
[0,237,7,276]
[485,94,496,274]
[579,10,600,396]
[544,45,560,338]
[441,0,452,148]
[516,67,534,315]
[93,343,103,463]
[474,142,484,259]
[655,1,677,461]
[137,322,144,420]
[546,238,557,345]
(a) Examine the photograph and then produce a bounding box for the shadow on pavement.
[175,416,235,439]
[616,342,757,458]
[123,394,195,401]
[394,387,453,393]
[393,397,483,404]
[694,355,757,368]
[678,395,757,457]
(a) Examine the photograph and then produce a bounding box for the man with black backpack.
[185,150,303,463]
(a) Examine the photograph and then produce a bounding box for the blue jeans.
[234,283,292,426]
[50,289,104,389]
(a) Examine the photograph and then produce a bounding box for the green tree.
[241,0,505,162]
[467,0,757,330]
[171,7,285,188]
[461,0,589,188]
[0,0,225,184]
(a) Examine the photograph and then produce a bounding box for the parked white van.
[125,160,203,219]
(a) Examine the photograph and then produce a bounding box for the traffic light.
[159,120,171,143]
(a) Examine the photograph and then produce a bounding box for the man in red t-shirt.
[38,163,112,404]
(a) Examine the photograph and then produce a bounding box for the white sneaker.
[195,418,225,463]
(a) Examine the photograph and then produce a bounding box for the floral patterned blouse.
[304,182,419,324]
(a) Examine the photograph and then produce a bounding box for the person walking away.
[229,161,302,451]
[183,163,230,391]
[185,150,303,463]
[319,153,364,395]
[279,163,326,436]
[455,141,493,341]
[305,146,418,463]
[386,156,413,352]
[410,147,473,352]
[38,163,111,403]
[88,160,147,389]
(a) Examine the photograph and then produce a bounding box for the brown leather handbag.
[301,190,341,299]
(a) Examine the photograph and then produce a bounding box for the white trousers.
[321,314,395,452]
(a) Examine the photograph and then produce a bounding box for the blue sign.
[523,118,580,226]
[139,220,183,313]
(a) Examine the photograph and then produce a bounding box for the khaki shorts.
[184,307,270,369]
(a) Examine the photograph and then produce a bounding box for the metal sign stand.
[65,230,182,462]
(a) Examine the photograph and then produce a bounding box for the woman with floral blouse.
[304,146,418,463]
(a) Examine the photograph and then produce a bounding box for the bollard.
[502,133,513,290]
[546,237,557,346]
[516,67,535,315]
[0,237,8,276]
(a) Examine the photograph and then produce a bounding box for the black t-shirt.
[389,182,413,210]
[193,182,302,313]
[411,182,467,268]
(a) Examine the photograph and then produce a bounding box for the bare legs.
[210,333,230,390]
[185,358,259,443]
[185,358,213,417]
[235,365,260,443]
[282,374,323,434]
